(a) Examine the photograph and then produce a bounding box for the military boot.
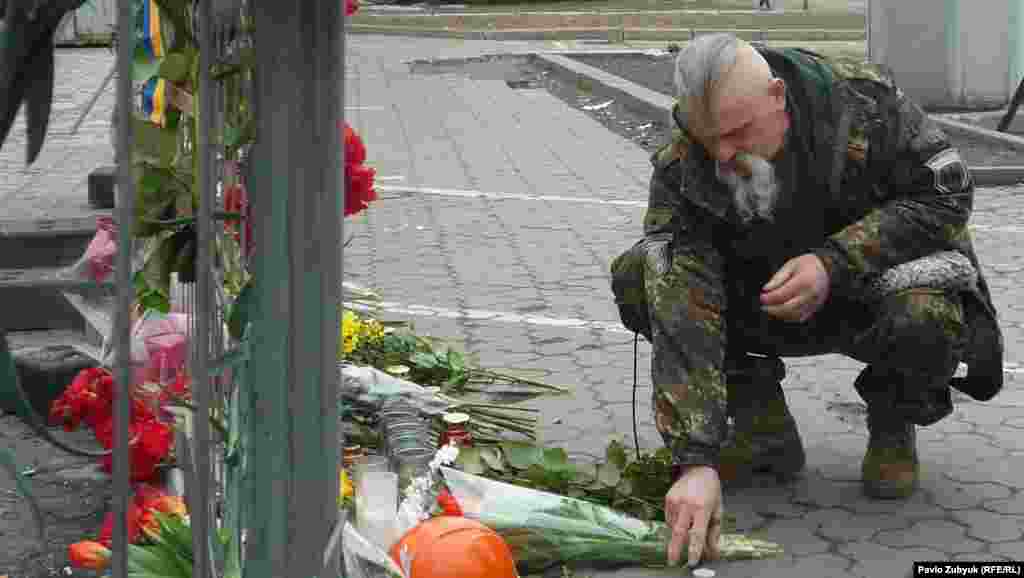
[717,356,805,486]
[862,408,919,499]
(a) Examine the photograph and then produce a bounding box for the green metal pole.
[944,0,962,105]
[246,2,342,576]
[113,0,136,575]
[193,0,215,575]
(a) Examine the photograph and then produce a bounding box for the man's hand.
[665,465,724,568]
[760,254,830,322]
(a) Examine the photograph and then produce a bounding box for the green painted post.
[944,0,961,104]
[245,2,343,576]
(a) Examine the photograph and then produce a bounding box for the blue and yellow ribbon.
[142,77,168,126]
[138,0,167,126]
[142,0,164,59]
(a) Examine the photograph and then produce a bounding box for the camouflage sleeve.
[812,88,974,297]
[643,129,689,235]
[644,155,731,471]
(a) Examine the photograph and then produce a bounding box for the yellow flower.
[360,319,385,343]
[339,469,354,506]
[341,310,362,356]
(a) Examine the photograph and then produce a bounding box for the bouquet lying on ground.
[441,467,784,574]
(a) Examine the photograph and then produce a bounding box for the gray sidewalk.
[0,48,115,222]
[344,35,1024,577]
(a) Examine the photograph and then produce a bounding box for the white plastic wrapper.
[340,363,454,416]
[342,521,407,578]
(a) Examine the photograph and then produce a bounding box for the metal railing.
[108,1,344,577]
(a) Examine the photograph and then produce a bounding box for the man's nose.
[716,142,736,162]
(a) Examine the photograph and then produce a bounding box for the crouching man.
[611,34,1004,568]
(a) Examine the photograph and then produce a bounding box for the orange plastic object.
[389,516,518,578]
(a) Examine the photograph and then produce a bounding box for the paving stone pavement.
[0,48,118,578]
[344,35,1024,577]
[1,36,1023,576]
[0,48,116,223]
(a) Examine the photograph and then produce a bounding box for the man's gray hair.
[672,33,741,129]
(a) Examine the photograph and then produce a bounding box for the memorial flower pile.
[68,485,189,572]
[49,367,175,482]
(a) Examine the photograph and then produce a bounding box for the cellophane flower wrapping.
[342,521,406,578]
[440,467,783,574]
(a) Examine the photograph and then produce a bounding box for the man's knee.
[881,288,965,355]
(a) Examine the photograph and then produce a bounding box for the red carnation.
[346,0,359,16]
[96,416,174,482]
[49,368,115,432]
[343,122,377,217]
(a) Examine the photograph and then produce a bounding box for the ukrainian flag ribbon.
[138,0,168,126]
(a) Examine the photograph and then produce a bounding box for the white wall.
[869,0,1016,109]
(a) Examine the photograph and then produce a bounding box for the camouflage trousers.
[645,236,966,466]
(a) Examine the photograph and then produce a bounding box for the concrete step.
[0,266,114,333]
[0,216,105,269]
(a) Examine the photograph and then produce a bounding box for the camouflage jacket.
[644,47,1004,403]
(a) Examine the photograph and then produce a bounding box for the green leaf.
[606,439,629,471]
[152,513,193,560]
[454,446,485,475]
[132,117,178,167]
[139,289,171,314]
[446,349,465,374]
[616,476,634,497]
[500,441,543,470]
[479,446,504,472]
[126,544,187,577]
[571,463,597,485]
[542,447,572,473]
[224,123,242,149]
[133,45,163,83]
[596,462,622,488]
[158,52,192,83]
[141,231,178,298]
[409,352,440,369]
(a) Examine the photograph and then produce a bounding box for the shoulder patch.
[925,148,972,194]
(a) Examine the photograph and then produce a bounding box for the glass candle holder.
[392,447,434,493]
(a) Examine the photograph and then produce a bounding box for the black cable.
[632,331,640,462]
[2,336,111,458]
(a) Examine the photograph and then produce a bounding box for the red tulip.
[436,488,464,517]
[98,485,176,547]
[139,494,188,540]
[68,541,111,570]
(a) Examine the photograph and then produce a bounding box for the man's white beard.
[717,154,779,224]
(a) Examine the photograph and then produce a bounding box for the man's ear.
[769,78,786,108]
